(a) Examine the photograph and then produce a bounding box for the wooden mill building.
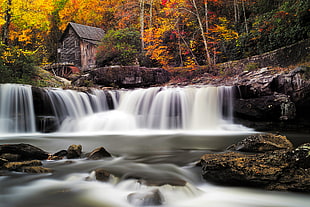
[58,22,105,71]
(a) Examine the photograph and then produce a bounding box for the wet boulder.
[4,160,42,171]
[127,189,164,206]
[227,133,293,152]
[66,144,82,159]
[200,150,291,187]
[0,143,49,161]
[290,143,310,169]
[199,133,310,192]
[87,147,112,160]
[94,168,112,182]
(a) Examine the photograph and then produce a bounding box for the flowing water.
[0,84,309,207]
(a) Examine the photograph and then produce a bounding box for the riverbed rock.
[226,133,293,152]
[95,168,111,182]
[3,160,42,171]
[22,166,54,174]
[0,143,49,161]
[199,133,310,192]
[66,144,82,159]
[87,147,112,160]
[290,143,310,168]
[127,189,164,206]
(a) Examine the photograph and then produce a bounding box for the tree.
[96,28,141,66]
[0,43,38,84]
[1,0,12,45]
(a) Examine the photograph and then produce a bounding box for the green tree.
[0,43,37,84]
[96,28,142,66]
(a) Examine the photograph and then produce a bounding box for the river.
[0,84,309,207]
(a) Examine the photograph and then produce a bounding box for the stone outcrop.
[232,66,310,130]
[78,65,170,88]
[199,133,310,192]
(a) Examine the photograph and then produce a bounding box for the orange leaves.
[209,17,238,41]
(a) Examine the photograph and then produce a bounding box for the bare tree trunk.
[233,0,239,23]
[191,0,212,65]
[242,0,248,34]
[139,0,145,52]
[149,0,154,29]
[2,0,12,45]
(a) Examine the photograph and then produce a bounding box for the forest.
[0,0,309,84]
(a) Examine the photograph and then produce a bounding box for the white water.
[0,84,36,133]
[52,86,249,133]
[1,84,309,207]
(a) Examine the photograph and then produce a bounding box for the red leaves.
[162,0,168,5]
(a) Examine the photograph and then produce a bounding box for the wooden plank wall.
[59,28,81,67]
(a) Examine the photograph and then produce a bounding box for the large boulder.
[233,66,310,130]
[199,133,310,192]
[0,143,49,161]
[88,66,170,88]
[227,133,293,152]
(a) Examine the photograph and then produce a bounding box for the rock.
[200,150,290,187]
[48,150,68,160]
[54,150,68,157]
[89,66,170,88]
[199,133,310,192]
[290,143,310,168]
[0,158,8,166]
[87,147,112,160]
[0,153,21,162]
[227,133,293,152]
[0,144,49,161]
[268,168,310,192]
[22,166,53,174]
[4,160,42,171]
[67,145,82,159]
[95,168,111,182]
[137,178,186,187]
[234,93,296,121]
[127,189,164,206]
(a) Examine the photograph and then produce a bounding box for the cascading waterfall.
[0,84,248,134]
[0,84,36,133]
[56,86,243,132]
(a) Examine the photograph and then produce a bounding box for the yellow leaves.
[17,29,32,44]
[209,17,239,41]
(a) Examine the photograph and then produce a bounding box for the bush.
[0,43,37,84]
[96,28,141,66]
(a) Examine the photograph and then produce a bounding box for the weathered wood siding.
[80,40,97,71]
[59,27,81,67]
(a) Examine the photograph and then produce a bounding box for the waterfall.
[0,84,36,133]
[0,84,247,134]
[55,86,241,132]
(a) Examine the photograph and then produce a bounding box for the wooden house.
[58,22,105,71]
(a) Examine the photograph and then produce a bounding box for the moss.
[245,62,259,71]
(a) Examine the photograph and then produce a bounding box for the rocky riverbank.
[185,65,310,131]
[1,133,309,193]
[198,133,310,192]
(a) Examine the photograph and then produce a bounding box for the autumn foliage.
[0,0,309,70]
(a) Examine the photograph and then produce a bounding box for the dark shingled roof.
[61,22,105,44]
